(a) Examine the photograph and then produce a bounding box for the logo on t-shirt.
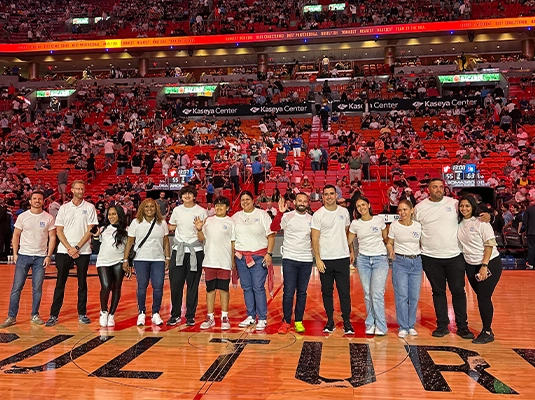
[412,231,420,238]
[339,215,344,220]
[82,210,88,215]
[223,225,228,230]
[372,226,379,233]
[470,226,477,233]
[445,207,452,212]
[39,221,46,228]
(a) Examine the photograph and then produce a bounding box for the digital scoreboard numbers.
[443,164,487,187]
[152,169,192,191]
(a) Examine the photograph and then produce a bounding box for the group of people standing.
[0,178,502,345]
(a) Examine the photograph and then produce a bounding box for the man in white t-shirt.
[414,178,474,339]
[194,196,235,330]
[0,191,56,328]
[46,181,98,327]
[271,194,313,334]
[167,186,208,327]
[311,185,354,335]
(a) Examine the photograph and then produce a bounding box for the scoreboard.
[151,169,192,191]
[442,164,487,187]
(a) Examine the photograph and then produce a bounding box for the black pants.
[465,257,502,331]
[169,250,204,320]
[206,193,213,203]
[253,173,262,196]
[50,253,91,317]
[319,257,351,321]
[362,163,370,180]
[97,263,125,315]
[527,235,535,267]
[231,175,240,195]
[422,254,468,329]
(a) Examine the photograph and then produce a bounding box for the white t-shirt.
[414,197,461,258]
[202,215,236,270]
[311,206,350,260]
[349,216,387,256]
[96,226,126,267]
[169,204,207,252]
[128,218,169,261]
[55,200,98,255]
[457,217,500,265]
[387,220,422,256]
[15,210,55,257]
[281,211,313,262]
[232,208,274,252]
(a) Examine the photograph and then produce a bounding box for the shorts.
[204,267,231,292]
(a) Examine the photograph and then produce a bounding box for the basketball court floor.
[0,264,533,399]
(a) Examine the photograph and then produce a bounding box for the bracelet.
[165,257,171,260]
[481,263,488,267]
[197,228,202,232]
[45,255,51,258]
[122,259,128,263]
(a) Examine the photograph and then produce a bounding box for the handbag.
[128,218,157,267]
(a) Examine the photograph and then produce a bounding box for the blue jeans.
[116,166,125,176]
[134,261,165,315]
[356,254,389,333]
[392,255,422,331]
[8,255,45,318]
[282,259,313,323]
[235,255,268,320]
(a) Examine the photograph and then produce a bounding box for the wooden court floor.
[0,263,534,400]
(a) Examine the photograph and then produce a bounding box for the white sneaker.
[99,311,108,327]
[375,328,387,336]
[200,317,215,329]
[256,319,267,331]
[221,316,231,330]
[398,329,409,338]
[151,313,164,326]
[239,316,255,328]
[137,313,146,326]
[107,314,115,327]
[365,325,375,335]
[409,328,419,336]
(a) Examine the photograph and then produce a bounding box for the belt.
[395,253,420,259]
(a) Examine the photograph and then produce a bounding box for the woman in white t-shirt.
[457,195,502,344]
[347,197,389,336]
[232,191,275,331]
[123,198,170,327]
[386,199,423,338]
[96,205,128,328]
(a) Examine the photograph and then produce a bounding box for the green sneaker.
[294,321,305,333]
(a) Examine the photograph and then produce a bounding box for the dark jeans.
[362,163,370,180]
[311,161,320,172]
[50,253,90,317]
[253,173,262,195]
[465,257,502,331]
[320,257,352,321]
[422,254,468,329]
[282,259,313,323]
[134,260,165,315]
[97,263,125,315]
[231,175,240,195]
[169,250,204,319]
[527,235,535,267]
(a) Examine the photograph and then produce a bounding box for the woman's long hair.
[457,195,481,223]
[102,205,128,248]
[136,198,164,224]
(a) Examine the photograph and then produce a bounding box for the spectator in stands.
[522,199,535,270]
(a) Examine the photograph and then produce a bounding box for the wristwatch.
[267,252,273,257]
[75,245,80,251]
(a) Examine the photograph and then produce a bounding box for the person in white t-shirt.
[347,196,389,336]
[457,195,502,345]
[46,181,98,327]
[232,191,275,331]
[193,196,235,330]
[270,194,313,334]
[311,185,354,335]
[414,178,474,339]
[123,198,170,327]
[167,186,208,327]
[386,199,422,338]
[96,205,128,328]
[0,191,56,328]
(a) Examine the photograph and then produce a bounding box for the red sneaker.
[278,321,291,334]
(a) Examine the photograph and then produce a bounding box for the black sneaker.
[343,320,355,335]
[166,316,181,326]
[78,315,91,324]
[323,320,335,333]
[45,316,59,327]
[472,330,494,344]
[432,326,450,337]
[186,318,196,326]
[456,327,475,340]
